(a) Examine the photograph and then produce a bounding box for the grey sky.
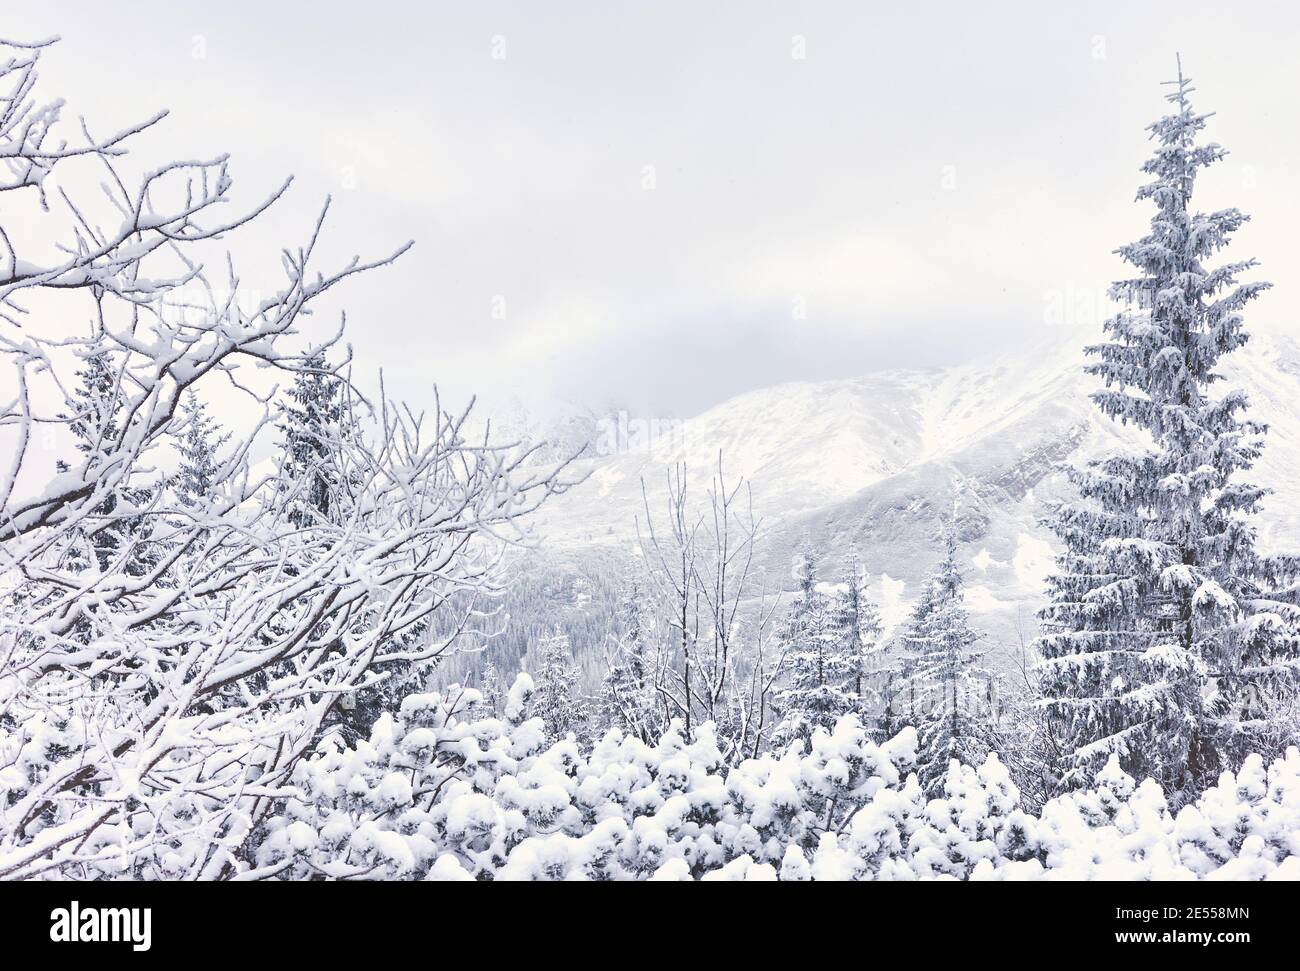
[8,1,1298,421]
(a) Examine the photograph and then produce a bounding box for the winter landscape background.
[4,4,1300,882]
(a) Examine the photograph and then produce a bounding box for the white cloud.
[7,1,1294,421]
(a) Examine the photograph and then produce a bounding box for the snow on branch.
[0,38,573,880]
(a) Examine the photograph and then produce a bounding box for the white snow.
[535,331,1300,651]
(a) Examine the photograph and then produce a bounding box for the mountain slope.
[536,327,1300,647]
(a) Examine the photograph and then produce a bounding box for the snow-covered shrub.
[249,674,1300,880]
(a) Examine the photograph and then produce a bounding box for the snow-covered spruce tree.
[771,546,861,748]
[276,357,438,746]
[897,527,991,797]
[1037,61,1300,803]
[277,348,346,529]
[532,631,591,745]
[829,552,885,713]
[173,390,231,508]
[478,660,504,718]
[62,350,121,460]
[57,350,159,577]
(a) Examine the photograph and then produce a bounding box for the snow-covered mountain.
[536,326,1300,647]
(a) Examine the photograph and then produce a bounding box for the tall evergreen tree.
[772,546,871,747]
[898,526,990,797]
[174,391,230,508]
[278,352,432,741]
[278,350,346,528]
[65,351,120,460]
[830,552,885,710]
[478,660,503,718]
[59,350,156,575]
[533,631,590,744]
[1037,60,1299,803]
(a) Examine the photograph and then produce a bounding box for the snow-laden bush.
[249,674,1300,880]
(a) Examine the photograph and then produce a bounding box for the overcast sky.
[8,1,1298,422]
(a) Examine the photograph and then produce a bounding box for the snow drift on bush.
[247,676,1300,881]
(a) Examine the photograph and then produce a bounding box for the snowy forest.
[2,35,1299,883]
